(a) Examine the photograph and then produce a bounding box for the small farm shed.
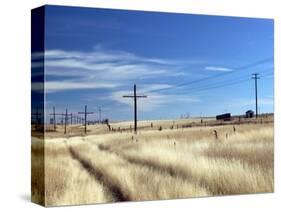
[245,110,254,118]
[216,113,231,121]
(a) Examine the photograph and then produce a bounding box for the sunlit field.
[32,116,274,206]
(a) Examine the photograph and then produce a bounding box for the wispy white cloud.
[43,49,177,66]
[205,66,233,72]
[45,81,120,93]
[32,81,119,93]
[32,48,215,116]
[31,48,193,93]
[138,84,173,93]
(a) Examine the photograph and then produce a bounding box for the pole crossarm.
[123,95,147,98]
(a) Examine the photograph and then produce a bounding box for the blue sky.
[33,5,274,122]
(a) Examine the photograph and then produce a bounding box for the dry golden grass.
[31,137,45,205]
[32,120,274,206]
[32,139,112,206]
[67,140,209,201]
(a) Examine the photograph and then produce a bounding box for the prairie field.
[32,117,274,206]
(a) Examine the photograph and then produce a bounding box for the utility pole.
[49,106,57,131]
[50,109,70,133]
[252,73,260,118]
[63,108,68,134]
[78,115,80,124]
[74,115,76,125]
[78,105,94,134]
[99,107,101,123]
[31,107,42,132]
[72,114,75,125]
[32,106,41,125]
[123,84,147,134]
[56,109,70,134]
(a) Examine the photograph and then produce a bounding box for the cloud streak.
[205,66,233,72]
[32,48,191,93]
[45,81,120,93]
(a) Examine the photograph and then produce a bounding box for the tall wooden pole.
[252,73,260,118]
[134,84,137,132]
[123,84,147,134]
[78,105,94,134]
[64,108,68,134]
[53,106,56,130]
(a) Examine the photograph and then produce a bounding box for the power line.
[147,57,273,93]
[150,70,271,96]
[260,71,274,78]
[147,68,273,97]
[158,78,250,96]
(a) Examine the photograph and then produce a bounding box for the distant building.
[216,113,231,121]
[245,110,254,118]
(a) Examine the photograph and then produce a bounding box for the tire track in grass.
[68,145,130,202]
[97,144,215,195]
